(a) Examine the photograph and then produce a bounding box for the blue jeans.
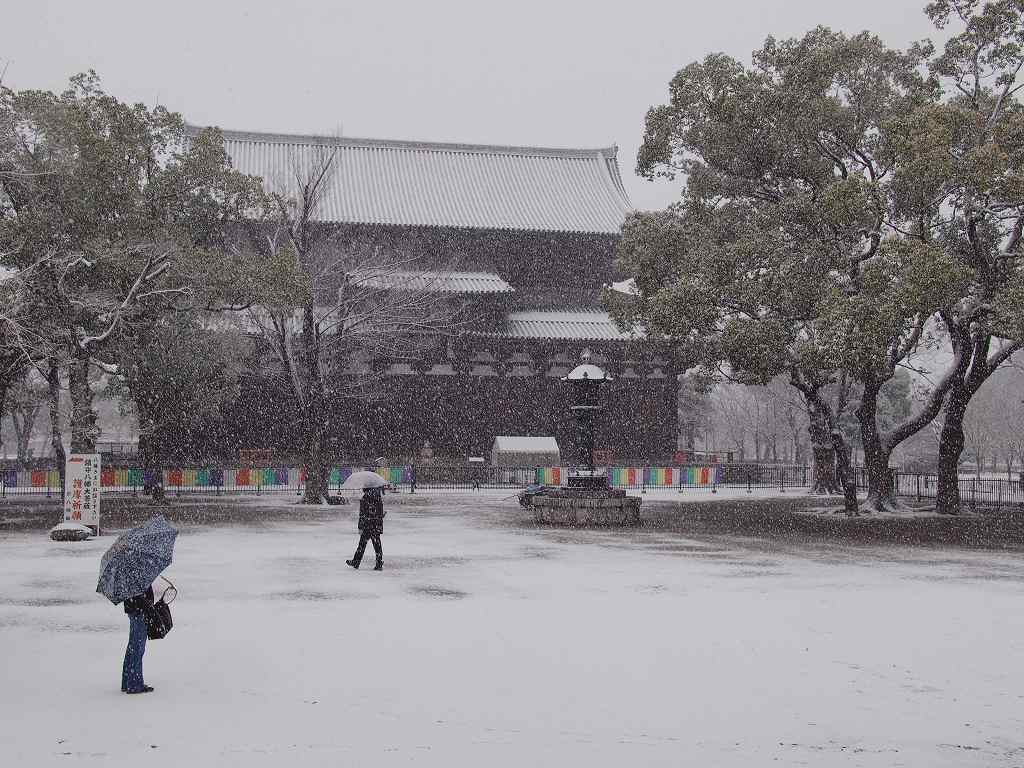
[122,613,147,692]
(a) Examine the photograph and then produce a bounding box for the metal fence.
[4,464,1021,508]
[0,463,804,496]
[892,472,1024,509]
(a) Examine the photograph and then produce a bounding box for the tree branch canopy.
[614,7,1024,509]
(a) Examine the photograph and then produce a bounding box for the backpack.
[146,579,177,640]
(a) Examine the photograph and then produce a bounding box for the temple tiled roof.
[351,270,514,294]
[195,126,632,234]
[492,310,641,341]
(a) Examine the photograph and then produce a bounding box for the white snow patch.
[1,498,1021,766]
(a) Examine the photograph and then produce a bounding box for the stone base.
[546,486,626,499]
[567,471,611,490]
[49,522,96,541]
[532,493,641,526]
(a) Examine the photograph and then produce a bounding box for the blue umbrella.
[96,516,178,605]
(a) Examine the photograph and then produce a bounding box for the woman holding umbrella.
[96,516,178,694]
[344,472,387,570]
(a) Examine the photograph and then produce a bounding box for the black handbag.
[146,578,177,640]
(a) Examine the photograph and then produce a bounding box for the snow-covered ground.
[2,497,1023,767]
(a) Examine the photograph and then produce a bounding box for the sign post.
[64,453,101,535]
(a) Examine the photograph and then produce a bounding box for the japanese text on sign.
[64,454,101,529]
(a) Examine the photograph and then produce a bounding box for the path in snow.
[1,495,1022,767]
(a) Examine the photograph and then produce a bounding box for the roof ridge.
[186,123,618,160]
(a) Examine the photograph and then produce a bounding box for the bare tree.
[710,384,754,462]
[962,394,998,480]
[961,366,1024,481]
[8,368,46,465]
[765,378,809,466]
[244,144,460,504]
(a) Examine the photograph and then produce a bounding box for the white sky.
[2,0,935,211]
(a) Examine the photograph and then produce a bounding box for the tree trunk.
[138,420,161,496]
[798,382,858,514]
[11,406,38,466]
[861,440,896,512]
[936,385,970,515]
[302,396,330,504]
[831,426,859,514]
[807,406,840,495]
[855,382,902,513]
[0,380,9,462]
[300,302,330,504]
[46,362,67,496]
[69,355,99,452]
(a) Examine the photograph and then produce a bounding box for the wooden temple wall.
[216,342,680,465]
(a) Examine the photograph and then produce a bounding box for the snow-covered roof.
[350,270,514,294]
[197,126,633,234]
[608,277,639,296]
[490,310,642,341]
[491,436,560,454]
[563,363,612,381]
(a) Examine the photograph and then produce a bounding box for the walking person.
[347,486,385,570]
[122,585,156,694]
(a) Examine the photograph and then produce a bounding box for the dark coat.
[123,586,155,616]
[358,490,385,536]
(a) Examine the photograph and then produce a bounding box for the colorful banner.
[0,463,734,494]
[603,466,722,488]
[377,466,411,484]
[3,469,59,488]
[642,467,677,486]
[534,467,564,486]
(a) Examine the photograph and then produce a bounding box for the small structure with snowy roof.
[491,436,560,468]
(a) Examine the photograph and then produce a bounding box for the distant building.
[206,128,681,464]
[491,436,561,468]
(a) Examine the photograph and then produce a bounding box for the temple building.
[212,128,681,464]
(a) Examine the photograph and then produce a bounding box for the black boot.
[373,559,383,571]
[346,559,359,569]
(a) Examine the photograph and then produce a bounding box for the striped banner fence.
[530,466,726,489]
[0,469,62,495]
[605,466,723,488]
[0,463,761,496]
[83,466,416,494]
[534,467,566,486]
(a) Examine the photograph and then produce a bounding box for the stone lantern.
[520,349,641,525]
[562,349,612,487]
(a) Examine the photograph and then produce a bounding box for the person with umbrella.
[121,585,158,693]
[344,471,387,570]
[96,516,178,694]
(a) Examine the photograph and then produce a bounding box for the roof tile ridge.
[603,146,634,209]
[187,123,618,160]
